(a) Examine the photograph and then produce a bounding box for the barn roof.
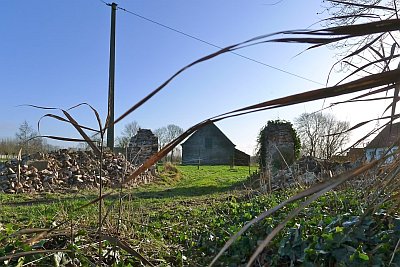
[366,122,400,149]
[181,122,235,147]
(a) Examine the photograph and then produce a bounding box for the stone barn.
[260,121,296,170]
[181,122,249,166]
[127,129,158,165]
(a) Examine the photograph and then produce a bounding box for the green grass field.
[0,165,399,266]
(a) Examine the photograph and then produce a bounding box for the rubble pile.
[266,156,356,190]
[0,149,156,194]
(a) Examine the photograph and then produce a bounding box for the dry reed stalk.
[10,5,400,265]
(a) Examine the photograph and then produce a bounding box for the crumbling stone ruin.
[257,121,357,191]
[260,121,296,170]
[256,155,357,192]
[127,129,158,165]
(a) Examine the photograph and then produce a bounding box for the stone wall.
[262,121,295,170]
[127,129,158,165]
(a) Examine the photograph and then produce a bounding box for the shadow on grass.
[133,181,247,199]
[2,182,248,205]
[3,177,254,205]
[1,193,99,206]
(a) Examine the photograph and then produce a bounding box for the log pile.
[0,149,156,194]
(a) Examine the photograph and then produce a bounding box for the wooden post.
[17,148,22,184]
[197,148,201,169]
[106,3,117,151]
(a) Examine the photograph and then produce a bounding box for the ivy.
[256,120,301,171]
[256,125,267,170]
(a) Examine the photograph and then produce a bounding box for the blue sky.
[1,0,387,154]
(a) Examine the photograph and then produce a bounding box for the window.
[205,137,213,149]
[369,151,375,158]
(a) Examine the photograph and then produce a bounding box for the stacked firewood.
[0,149,156,194]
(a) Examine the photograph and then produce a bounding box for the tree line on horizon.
[0,121,184,161]
[1,111,354,163]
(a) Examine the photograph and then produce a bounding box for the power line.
[264,0,286,6]
[99,1,324,86]
[97,0,109,6]
[118,7,225,51]
[119,7,326,86]
[117,6,324,86]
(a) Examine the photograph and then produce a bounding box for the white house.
[366,122,400,162]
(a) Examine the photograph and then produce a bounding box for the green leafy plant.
[3,1,400,266]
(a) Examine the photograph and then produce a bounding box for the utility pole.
[107,2,117,151]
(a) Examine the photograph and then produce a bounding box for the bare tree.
[322,1,400,79]
[316,0,400,150]
[154,127,168,149]
[166,124,184,162]
[15,120,43,154]
[115,121,140,148]
[294,113,323,158]
[295,113,350,159]
[154,124,184,162]
[165,124,184,143]
[323,114,350,159]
